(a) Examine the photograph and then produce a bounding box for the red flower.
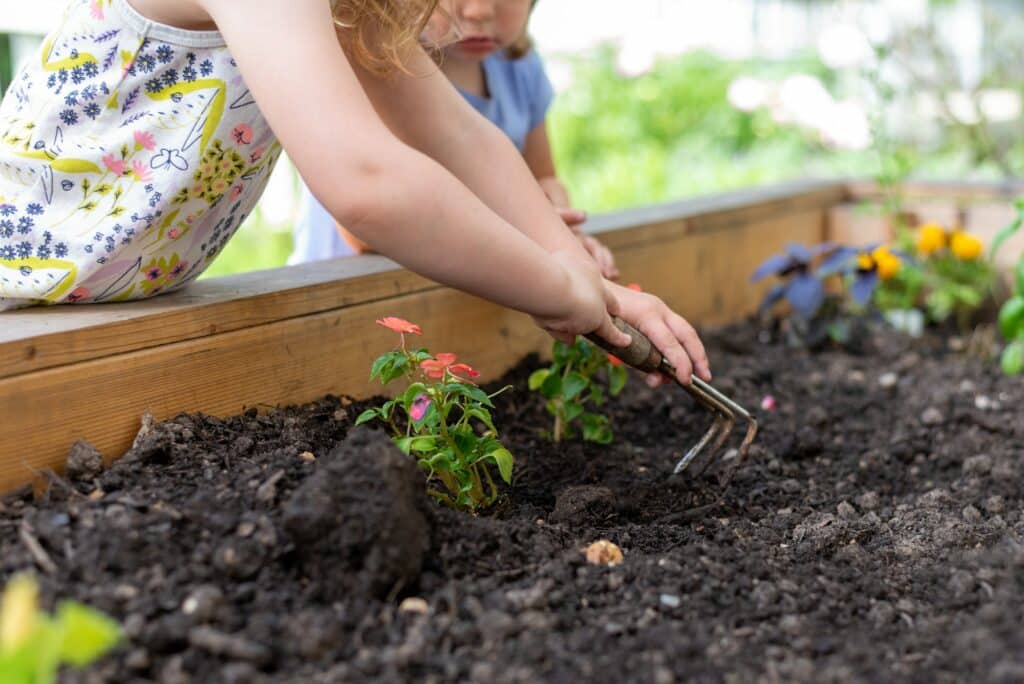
[376,317,422,335]
[420,353,457,379]
[449,363,480,382]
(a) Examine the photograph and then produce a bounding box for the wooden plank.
[0,206,826,494]
[0,257,435,379]
[0,179,847,379]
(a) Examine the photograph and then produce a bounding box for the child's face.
[437,0,533,62]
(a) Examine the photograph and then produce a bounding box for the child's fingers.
[558,207,587,227]
[666,313,711,382]
[640,318,694,386]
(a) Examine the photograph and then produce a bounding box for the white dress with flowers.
[0,0,281,310]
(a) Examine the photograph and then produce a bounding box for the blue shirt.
[288,50,555,264]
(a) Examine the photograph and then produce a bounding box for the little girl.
[290,0,617,278]
[0,0,709,386]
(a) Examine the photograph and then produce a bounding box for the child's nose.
[459,0,495,22]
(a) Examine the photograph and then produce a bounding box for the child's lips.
[457,36,498,52]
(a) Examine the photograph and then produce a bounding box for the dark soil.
[3,321,1024,683]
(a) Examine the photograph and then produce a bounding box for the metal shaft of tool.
[585,317,758,480]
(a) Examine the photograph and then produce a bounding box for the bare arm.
[351,46,590,259]
[201,0,627,344]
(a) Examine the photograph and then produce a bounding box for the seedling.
[0,574,120,684]
[357,317,514,511]
[528,338,628,444]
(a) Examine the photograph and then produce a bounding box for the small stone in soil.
[659,594,681,609]
[65,439,104,480]
[878,372,898,389]
[921,407,945,425]
[583,540,624,566]
[399,597,429,615]
[299,451,316,462]
[181,584,224,623]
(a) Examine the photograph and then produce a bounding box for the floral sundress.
[0,0,282,310]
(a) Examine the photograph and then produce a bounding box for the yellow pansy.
[916,223,947,255]
[950,232,983,261]
[875,251,902,280]
[856,253,874,271]
[1,574,38,653]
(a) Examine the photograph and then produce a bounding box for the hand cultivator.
[587,318,758,484]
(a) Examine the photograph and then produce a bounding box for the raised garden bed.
[3,320,1022,682]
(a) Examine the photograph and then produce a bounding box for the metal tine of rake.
[586,318,759,481]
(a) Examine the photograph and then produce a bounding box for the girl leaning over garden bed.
[290,0,619,280]
[0,0,708,386]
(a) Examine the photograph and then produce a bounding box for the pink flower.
[131,159,152,182]
[376,317,422,335]
[449,363,480,383]
[230,185,244,201]
[66,286,90,303]
[249,146,265,163]
[232,123,254,145]
[420,353,458,379]
[626,283,643,292]
[89,0,104,20]
[167,227,182,239]
[133,130,156,151]
[409,393,432,421]
[145,266,163,281]
[102,153,126,175]
[760,395,777,411]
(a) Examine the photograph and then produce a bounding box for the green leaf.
[462,407,496,432]
[564,402,585,423]
[999,296,1024,341]
[409,437,438,453]
[426,450,455,472]
[1016,259,1024,295]
[528,369,550,391]
[488,447,514,484]
[540,372,562,399]
[369,352,395,382]
[393,437,414,454]
[380,355,409,384]
[581,413,613,444]
[562,372,589,401]
[56,601,121,667]
[1002,341,1024,376]
[608,365,628,396]
[355,409,379,426]
[442,383,493,407]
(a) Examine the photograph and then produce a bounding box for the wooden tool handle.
[585,317,668,374]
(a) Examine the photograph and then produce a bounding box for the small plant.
[0,574,121,684]
[356,317,514,511]
[528,338,628,444]
[991,199,1024,375]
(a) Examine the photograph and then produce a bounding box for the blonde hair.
[332,0,442,74]
[504,0,538,60]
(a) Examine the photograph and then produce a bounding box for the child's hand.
[534,251,632,349]
[578,234,619,280]
[552,208,619,280]
[606,281,711,387]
